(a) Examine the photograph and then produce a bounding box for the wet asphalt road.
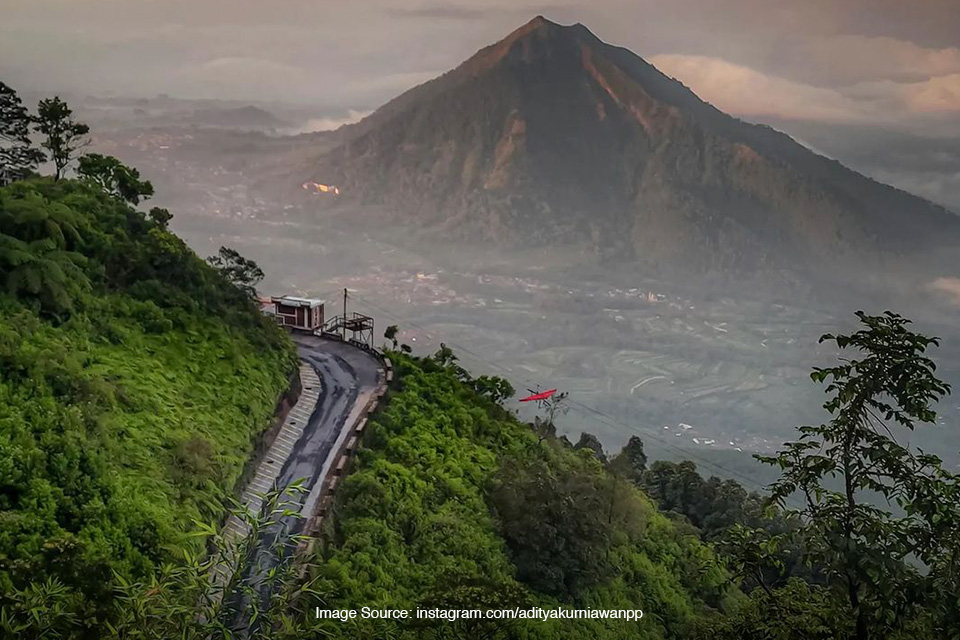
[279,335,381,517]
[241,336,381,628]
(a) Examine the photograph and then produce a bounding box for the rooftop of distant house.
[270,295,325,309]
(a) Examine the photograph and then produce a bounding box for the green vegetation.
[0,82,45,184]
[309,313,960,640]
[1,485,322,640]
[34,97,89,180]
[0,83,297,634]
[311,350,730,639]
[76,153,154,205]
[691,313,960,640]
[750,312,960,640]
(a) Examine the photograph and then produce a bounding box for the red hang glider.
[519,388,557,404]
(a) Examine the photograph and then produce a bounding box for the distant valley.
[74,17,960,483]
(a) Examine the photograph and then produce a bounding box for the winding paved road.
[216,335,382,624]
[283,335,382,522]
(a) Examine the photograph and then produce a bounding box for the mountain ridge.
[296,16,960,276]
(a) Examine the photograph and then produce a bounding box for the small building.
[271,296,325,332]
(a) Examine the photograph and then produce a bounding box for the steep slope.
[0,178,296,623]
[312,352,728,639]
[302,16,960,274]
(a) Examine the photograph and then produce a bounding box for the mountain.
[297,16,960,275]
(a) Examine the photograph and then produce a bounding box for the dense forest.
[4,79,960,640]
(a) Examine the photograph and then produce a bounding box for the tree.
[574,432,607,463]
[758,311,955,640]
[718,523,789,599]
[533,391,568,443]
[695,578,851,640]
[33,97,89,179]
[77,153,154,205]
[471,375,515,404]
[148,206,173,229]
[433,343,458,367]
[490,454,615,597]
[413,573,530,640]
[0,82,44,185]
[432,343,469,380]
[642,460,711,524]
[0,486,324,639]
[0,184,89,314]
[207,246,264,298]
[0,235,89,315]
[609,435,647,484]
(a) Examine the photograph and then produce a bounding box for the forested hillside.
[312,351,730,639]
[310,322,960,640]
[0,174,296,626]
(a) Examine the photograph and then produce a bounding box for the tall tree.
[148,206,173,229]
[609,435,647,484]
[490,454,615,597]
[471,374,515,403]
[758,311,955,640]
[0,82,44,185]
[34,97,89,180]
[77,153,154,204]
[207,246,264,298]
[533,390,569,443]
[574,432,607,463]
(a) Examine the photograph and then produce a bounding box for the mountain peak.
[510,15,593,42]
[525,15,552,29]
[299,18,960,277]
[495,15,563,48]
[464,16,593,74]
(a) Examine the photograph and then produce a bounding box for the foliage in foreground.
[0,175,296,633]
[1,486,323,640]
[691,312,960,640]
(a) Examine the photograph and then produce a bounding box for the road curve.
[223,335,381,629]
[282,335,382,522]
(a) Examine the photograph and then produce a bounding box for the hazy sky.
[2,0,958,207]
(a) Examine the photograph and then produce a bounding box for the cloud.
[840,74,960,117]
[341,70,444,100]
[649,55,870,122]
[651,54,960,127]
[929,277,960,305]
[3,0,957,221]
[795,36,960,86]
[753,119,960,211]
[294,110,373,133]
[2,0,958,125]
[388,2,573,21]
[905,73,960,113]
